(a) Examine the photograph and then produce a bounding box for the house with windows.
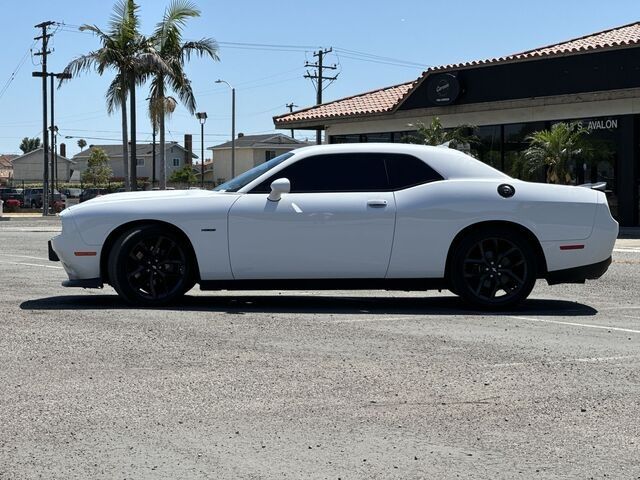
[275,21,640,227]
[71,138,197,182]
[0,154,17,183]
[208,133,309,183]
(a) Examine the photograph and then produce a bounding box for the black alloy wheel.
[108,225,194,306]
[450,228,537,309]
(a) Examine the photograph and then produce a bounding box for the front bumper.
[545,256,612,285]
[49,214,103,286]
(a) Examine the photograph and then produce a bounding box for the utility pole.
[304,48,338,145]
[33,70,71,211]
[33,21,54,216]
[286,103,298,139]
[50,74,55,200]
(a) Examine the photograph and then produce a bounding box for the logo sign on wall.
[426,73,460,106]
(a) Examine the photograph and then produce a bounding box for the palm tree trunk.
[120,90,130,191]
[158,80,166,190]
[129,73,138,191]
[159,109,166,190]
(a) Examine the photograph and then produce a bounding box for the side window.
[251,153,388,193]
[384,154,443,190]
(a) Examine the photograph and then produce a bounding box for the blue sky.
[0,0,638,157]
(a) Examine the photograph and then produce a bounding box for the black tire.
[449,227,537,309]
[108,225,194,306]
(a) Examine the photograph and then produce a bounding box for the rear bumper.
[545,256,611,285]
[48,240,59,261]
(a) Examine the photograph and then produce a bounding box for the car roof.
[289,143,508,180]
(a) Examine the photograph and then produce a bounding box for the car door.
[228,152,396,279]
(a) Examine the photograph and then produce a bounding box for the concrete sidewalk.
[0,213,60,221]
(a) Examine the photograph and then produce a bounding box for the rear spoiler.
[579,182,607,192]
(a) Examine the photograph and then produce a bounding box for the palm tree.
[148,0,219,189]
[524,122,589,184]
[404,117,478,151]
[62,0,167,191]
[77,139,87,151]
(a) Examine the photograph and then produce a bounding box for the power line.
[0,41,38,101]
[194,66,305,95]
[334,47,431,68]
[334,53,429,69]
[54,26,429,69]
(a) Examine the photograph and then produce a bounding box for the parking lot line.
[0,253,50,261]
[510,315,640,334]
[613,248,640,253]
[487,354,640,368]
[0,260,63,270]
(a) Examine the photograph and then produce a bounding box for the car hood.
[63,189,229,212]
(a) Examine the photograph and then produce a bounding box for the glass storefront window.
[365,132,392,143]
[473,125,502,170]
[330,131,418,144]
[330,134,361,144]
[576,119,620,220]
[503,122,547,182]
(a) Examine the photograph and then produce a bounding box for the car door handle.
[367,199,388,208]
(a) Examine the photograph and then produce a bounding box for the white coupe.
[49,144,618,309]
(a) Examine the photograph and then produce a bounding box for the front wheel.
[108,225,194,306]
[449,228,537,309]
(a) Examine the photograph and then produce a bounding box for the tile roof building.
[275,21,640,127]
[273,21,640,227]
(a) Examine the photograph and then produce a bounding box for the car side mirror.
[268,178,290,202]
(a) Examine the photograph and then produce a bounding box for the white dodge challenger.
[49,144,618,309]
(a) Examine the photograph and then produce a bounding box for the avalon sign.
[581,118,618,130]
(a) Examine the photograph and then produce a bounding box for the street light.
[195,112,207,188]
[215,79,236,178]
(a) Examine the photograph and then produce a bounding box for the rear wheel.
[450,227,537,309]
[108,225,194,306]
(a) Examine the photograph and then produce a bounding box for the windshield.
[213,152,294,192]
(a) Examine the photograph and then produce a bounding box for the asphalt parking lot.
[0,218,639,479]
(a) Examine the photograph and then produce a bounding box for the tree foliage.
[148,0,219,189]
[61,0,169,191]
[168,164,197,183]
[81,147,113,185]
[77,139,87,150]
[19,137,41,154]
[403,117,478,151]
[524,122,589,184]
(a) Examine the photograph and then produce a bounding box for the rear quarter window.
[384,154,444,190]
